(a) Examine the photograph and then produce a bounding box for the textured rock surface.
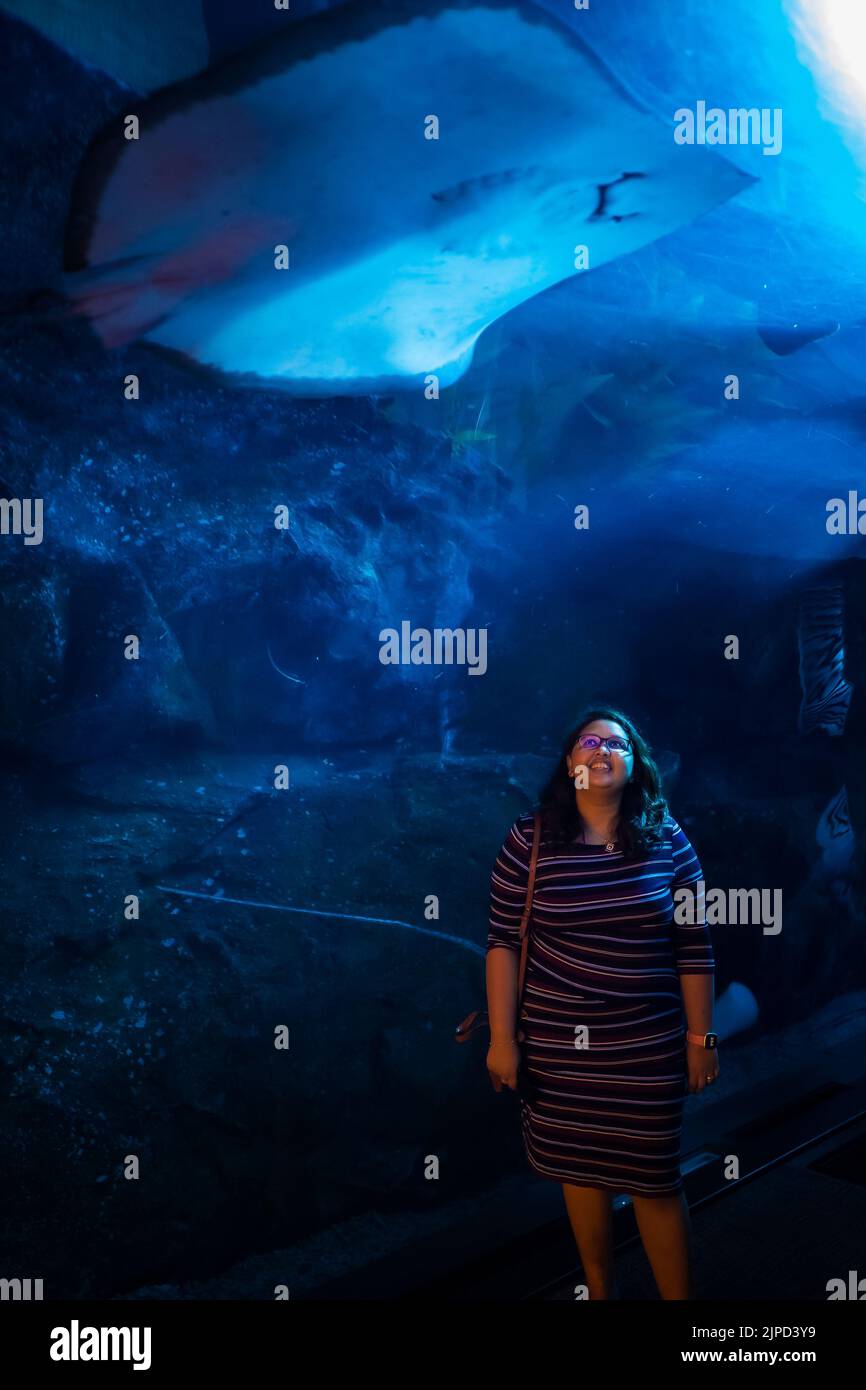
[2,7,865,1299]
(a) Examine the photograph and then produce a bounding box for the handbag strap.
[516,810,542,1008]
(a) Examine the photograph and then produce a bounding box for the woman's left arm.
[680,971,719,1094]
[669,819,719,1094]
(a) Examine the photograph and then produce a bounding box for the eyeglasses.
[576,734,632,754]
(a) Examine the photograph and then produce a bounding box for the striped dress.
[487,808,714,1196]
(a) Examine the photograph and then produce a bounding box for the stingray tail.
[6,261,170,351]
[60,253,183,348]
[60,210,291,350]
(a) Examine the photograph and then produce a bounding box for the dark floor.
[119,991,866,1300]
[306,989,866,1300]
[549,1128,866,1301]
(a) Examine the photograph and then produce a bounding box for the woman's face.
[567,719,634,794]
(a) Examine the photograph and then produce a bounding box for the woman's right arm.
[485,818,532,1088]
[486,945,520,1044]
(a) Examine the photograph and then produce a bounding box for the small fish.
[758,319,840,356]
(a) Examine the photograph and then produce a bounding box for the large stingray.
[63,0,754,395]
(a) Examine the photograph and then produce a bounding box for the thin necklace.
[580,825,618,852]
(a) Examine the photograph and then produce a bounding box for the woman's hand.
[686,1041,720,1094]
[487,1039,521,1092]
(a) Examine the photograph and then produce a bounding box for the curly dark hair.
[537,705,669,859]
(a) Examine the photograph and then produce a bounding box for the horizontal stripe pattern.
[487,810,714,1195]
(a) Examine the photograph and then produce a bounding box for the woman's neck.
[576,797,621,842]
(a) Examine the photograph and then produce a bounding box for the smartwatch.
[686,1030,718,1049]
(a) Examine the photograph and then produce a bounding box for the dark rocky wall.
[1,8,864,1298]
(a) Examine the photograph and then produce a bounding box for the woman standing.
[485,706,717,1300]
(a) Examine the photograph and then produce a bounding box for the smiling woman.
[485,704,716,1299]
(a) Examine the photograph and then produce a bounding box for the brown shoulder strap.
[516,810,541,1006]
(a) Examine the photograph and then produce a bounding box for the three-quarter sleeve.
[669,818,715,976]
[487,817,532,954]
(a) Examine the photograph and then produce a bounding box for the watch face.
[705,1033,718,1048]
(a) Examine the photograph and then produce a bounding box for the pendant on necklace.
[605,842,615,853]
